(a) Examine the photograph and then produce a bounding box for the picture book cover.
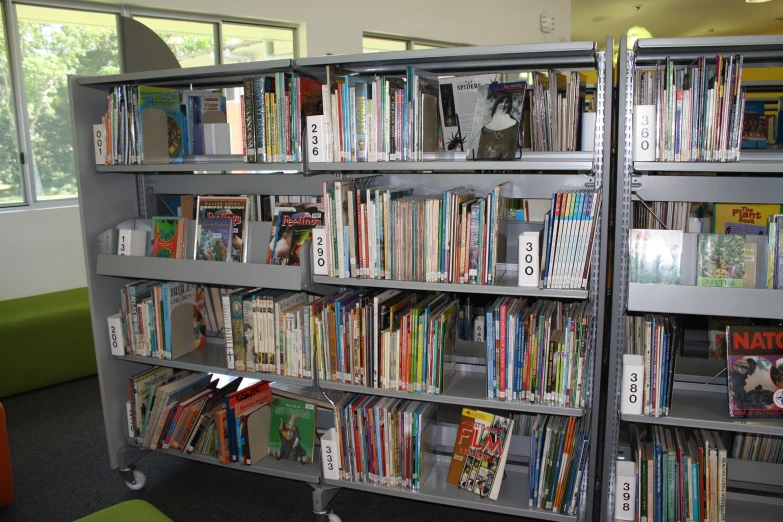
[152,217,186,259]
[439,74,498,153]
[628,229,684,284]
[189,95,227,156]
[267,203,326,266]
[713,204,781,235]
[196,196,249,263]
[447,408,514,500]
[697,234,746,288]
[727,325,783,418]
[197,217,232,262]
[267,396,316,464]
[138,86,184,164]
[742,101,767,149]
[469,82,527,160]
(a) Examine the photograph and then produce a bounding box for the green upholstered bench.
[0,287,96,398]
[76,500,172,522]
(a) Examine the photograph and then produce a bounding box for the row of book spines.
[766,215,783,289]
[529,415,589,515]
[486,303,590,408]
[221,288,313,378]
[530,71,583,153]
[540,189,601,290]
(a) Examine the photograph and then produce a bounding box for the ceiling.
[571,0,783,47]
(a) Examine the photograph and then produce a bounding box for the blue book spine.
[691,463,699,521]
[225,396,237,462]
[162,283,172,360]
[656,440,662,522]
[529,425,538,506]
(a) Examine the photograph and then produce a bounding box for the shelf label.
[615,460,637,521]
[107,313,125,356]
[632,105,656,162]
[93,123,106,164]
[321,428,341,480]
[518,231,541,287]
[307,115,327,164]
[311,227,329,276]
[117,229,147,256]
[473,316,485,343]
[621,354,644,415]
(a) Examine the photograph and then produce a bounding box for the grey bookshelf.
[602,35,783,521]
[72,40,612,522]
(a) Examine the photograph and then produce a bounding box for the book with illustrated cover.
[152,217,186,258]
[439,74,498,153]
[447,408,514,500]
[713,204,781,235]
[469,82,527,160]
[727,325,783,418]
[196,196,250,263]
[628,229,684,284]
[697,234,746,288]
[742,101,767,149]
[267,202,326,266]
[707,316,749,360]
[197,217,232,262]
[267,396,316,464]
[138,86,184,164]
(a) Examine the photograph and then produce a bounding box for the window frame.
[0,0,298,211]
[363,32,464,52]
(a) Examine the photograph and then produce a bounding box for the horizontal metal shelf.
[96,254,307,290]
[621,384,783,436]
[146,172,332,196]
[313,272,588,299]
[627,284,783,319]
[309,153,593,173]
[117,342,314,387]
[325,457,575,521]
[633,175,783,204]
[725,493,783,522]
[127,441,321,483]
[318,369,583,417]
[634,153,783,173]
[97,163,303,174]
[634,36,783,65]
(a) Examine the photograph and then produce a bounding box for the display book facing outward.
[74,39,612,509]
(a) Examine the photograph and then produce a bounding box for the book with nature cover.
[447,408,514,500]
[195,196,250,263]
[727,325,783,418]
[628,229,683,284]
[697,234,746,288]
[267,396,316,464]
[197,217,232,262]
[152,217,186,258]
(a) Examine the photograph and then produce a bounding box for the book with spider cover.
[727,325,783,418]
[267,396,316,464]
[438,74,498,153]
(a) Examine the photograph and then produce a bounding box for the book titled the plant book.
[628,229,684,284]
[697,234,746,288]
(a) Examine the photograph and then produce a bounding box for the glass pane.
[17,5,119,201]
[363,36,406,54]
[413,43,441,50]
[222,23,294,63]
[135,17,215,68]
[0,5,24,205]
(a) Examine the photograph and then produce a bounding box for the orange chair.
[0,402,12,507]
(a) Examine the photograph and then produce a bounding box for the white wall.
[0,0,571,300]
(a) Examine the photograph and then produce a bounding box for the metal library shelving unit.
[71,40,612,521]
[601,35,783,522]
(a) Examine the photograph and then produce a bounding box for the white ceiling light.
[746,0,772,3]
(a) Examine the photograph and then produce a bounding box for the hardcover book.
[741,101,767,149]
[439,74,498,153]
[152,217,186,259]
[196,196,250,263]
[267,202,326,266]
[267,396,317,464]
[727,325,783,418]
[469,82,527,160]
[628,229,684,284]
[138,86,184,164]
[447,408,514,500]
[713,203,781,235]
[697,234,746,288]
[197,217,232,262]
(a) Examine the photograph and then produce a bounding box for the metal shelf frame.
[71,38,612,522]
[602,34,783,522]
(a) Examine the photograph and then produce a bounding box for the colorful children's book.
[152,217,186,258]
[727,325,783,418]
[138,86,184,164]
[267,396,317,464]
[267,202,326,266]
[713,204,781,235]
[197,217,232,262]
[628,229,684,285]
[195,196,250,263]
[697,234,746,288]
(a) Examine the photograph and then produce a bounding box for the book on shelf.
[629,229,684,285]
[266,201,326,266]
[468,81,527,160]
[696,233,747,288]
[438,74,498,153]
[267,396,317,464]
[530,71,583,152]
[195,196,250,263]
[632,201,693,232]
[152,217,187,259]
[707,316,749,361]
[447,408,514,501]
[713,203,780,235]
[741,100,767,149]
[185,92,227,156]
[334,393,436,489]
[730,432,783,463]
[727,325,783,418]
[196,217,232,262]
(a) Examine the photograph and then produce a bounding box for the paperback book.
[267,397,317,463]
[697,233,746,288]
[628,229,683,285]
[727,325,783,418]
[195,196,250,263]
[468,82,526,160]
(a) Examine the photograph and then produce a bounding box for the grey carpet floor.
[0,377,533,522]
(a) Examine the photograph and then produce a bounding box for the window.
[363,33,460,53]
[0,3,297,208]
[0,4,23,205]
[16,4,119,201]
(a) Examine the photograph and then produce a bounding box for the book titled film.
[727,325,783,418]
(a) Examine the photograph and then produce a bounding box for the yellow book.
[712,203,781,234]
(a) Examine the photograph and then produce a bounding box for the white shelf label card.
[518,231,541,287]
[632,105,656,161]
[307,115,327,163]
[621,354,644,415]
[117,229,147,256]
[615,460,637,521]
[107,313,125,356]
[93,123,106,164]
[311,227,329,275]
[321,428,341,480]
[473,316,485,343]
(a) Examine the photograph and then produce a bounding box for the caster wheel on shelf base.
[327,514,341,522]
[120,469,146,490]
[313,511,341,522]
